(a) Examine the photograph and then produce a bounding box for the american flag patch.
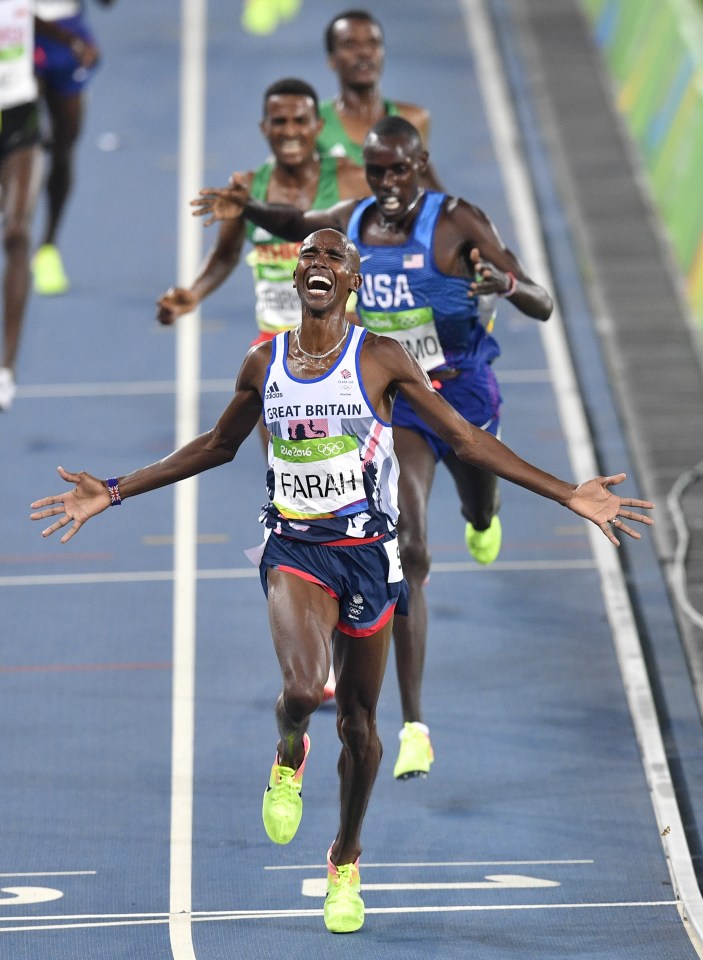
[403,253,424,269]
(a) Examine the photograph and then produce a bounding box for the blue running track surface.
[1,1,700,957]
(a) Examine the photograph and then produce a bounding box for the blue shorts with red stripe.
[259,532,409,637]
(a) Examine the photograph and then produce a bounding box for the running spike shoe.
[393,721,434,780]
[324,849,364,933]
[262,733,310,844]
[465,515,502,565]
[33,244,70,296]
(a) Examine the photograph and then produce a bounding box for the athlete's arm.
[363,335,653,542]
[441,198,553,320]
[193,176,357,240]
[336,158,372,200]
[396,102,431,145]
[30,347,269,543]
[156,172,251,325]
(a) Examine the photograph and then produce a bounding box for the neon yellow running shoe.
[33,244,70,296]
[262,733,310,844]
[465,515,502,565]
[324,850,364,933]
[241,0,279,34]
[393,721,434,780]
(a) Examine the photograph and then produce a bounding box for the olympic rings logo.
[316,441,345,456]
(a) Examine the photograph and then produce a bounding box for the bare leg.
[391,426,436,724]
[1,144,43,369]
[329,620,392,866]
[266,568,336,767]
[443,450,499,531]
[40,88,83,247]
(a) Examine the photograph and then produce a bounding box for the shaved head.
[301,228,361,272]
[363,116,423,156]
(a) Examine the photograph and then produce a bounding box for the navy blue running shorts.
[259,532,409,637]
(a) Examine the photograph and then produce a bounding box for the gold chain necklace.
[294,322,349,361]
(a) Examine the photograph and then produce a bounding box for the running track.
[2,1,702,957]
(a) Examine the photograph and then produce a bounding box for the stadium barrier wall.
[580,0,703,332]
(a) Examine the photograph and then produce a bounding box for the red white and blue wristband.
[107,477,122,506]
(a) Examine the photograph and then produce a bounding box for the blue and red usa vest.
[347,191,501,374]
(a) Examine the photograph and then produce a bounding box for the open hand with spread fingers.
[191,174,250,227]
[30,466,111,544]
[565,473,654,545]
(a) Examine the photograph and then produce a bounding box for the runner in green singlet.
[317,9,442,188]
[156,77,368,348]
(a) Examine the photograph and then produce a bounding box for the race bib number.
[359,306,447,372]
[383,537,404,583]
[272,434,367,519]
[247,245,301,333]
[254,278,301,332]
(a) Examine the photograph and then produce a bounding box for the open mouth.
[278,139,304,157]
[379,195,402,215]
[306,274,333,293]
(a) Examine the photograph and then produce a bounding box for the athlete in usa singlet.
[347,190,502,458]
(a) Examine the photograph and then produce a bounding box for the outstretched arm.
[30,348,269,543]
[365,336,653,543]
[191,174,356,241]
[156,217,247,325]
[157,174,250,325]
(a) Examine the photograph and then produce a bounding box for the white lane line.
[301,875,560,896]
[0,900,679,933]
[0,872,96,878]
[168,2,206,960]
[0,559,593,588]
[265,858,594,870]
[0,558,596,589]
[463,0,703,951]
[11,369,549,399]
[15,380,235,398]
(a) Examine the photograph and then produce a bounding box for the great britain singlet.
[260,324,399,543]
[316,99,399,167]
[245,156,341,334]
[347,191,501,375]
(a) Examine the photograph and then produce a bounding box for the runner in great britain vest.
[261,323,399,544]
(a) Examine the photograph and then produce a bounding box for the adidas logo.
[265,380,283,399]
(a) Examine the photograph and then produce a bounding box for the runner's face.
[363,137,424,221]
[294,231,359,311]
[261,94,322,166]
[328,18,384,88]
